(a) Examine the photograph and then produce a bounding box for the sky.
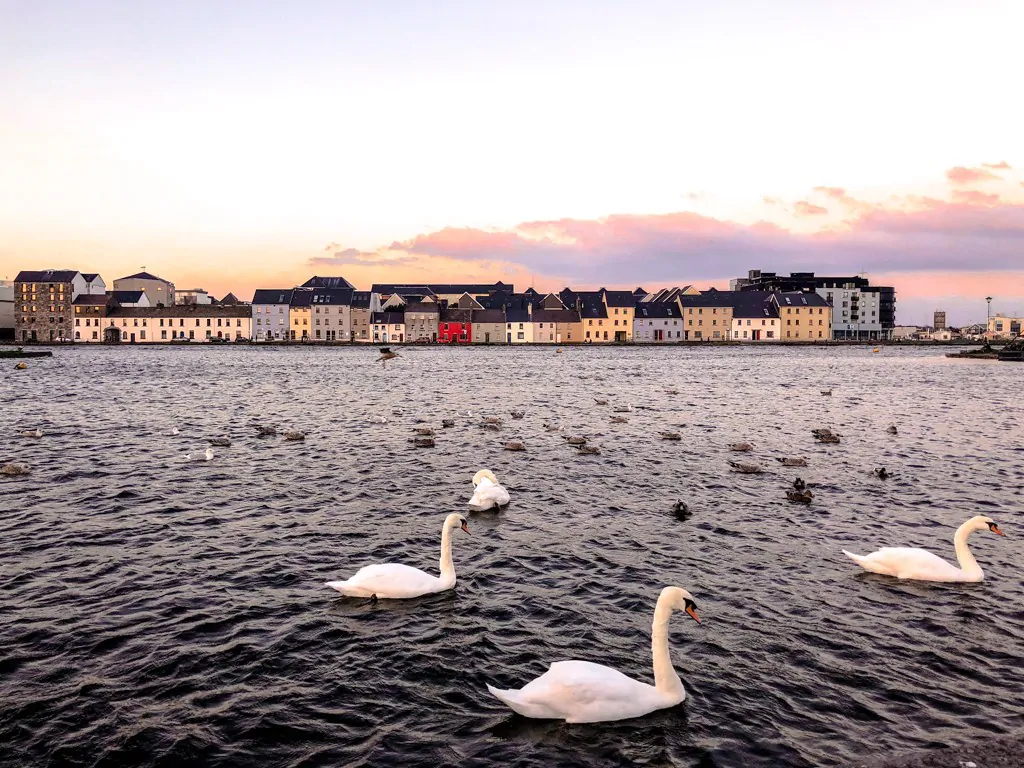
[1,0,1023,325]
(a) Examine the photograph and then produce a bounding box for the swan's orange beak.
[685,605,701,624]
[461,522,471,535]
[990,525,1005,536]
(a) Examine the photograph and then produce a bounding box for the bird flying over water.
[377,347,400,367]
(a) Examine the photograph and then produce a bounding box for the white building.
[251,289,293,341]
[371,311,405,343]
[176,288,212,305]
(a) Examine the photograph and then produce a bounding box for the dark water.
[2,345,1022,768]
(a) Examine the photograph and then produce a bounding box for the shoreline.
[0,340,999,349]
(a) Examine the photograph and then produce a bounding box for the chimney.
[527,302,533,318]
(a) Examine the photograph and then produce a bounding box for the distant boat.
[0,348,53,359]
[997,335,1024,362]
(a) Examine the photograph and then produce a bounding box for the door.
[752,330,760,341]
[130,333,136,342]
[484,332,490,343]
[507,333,512,343]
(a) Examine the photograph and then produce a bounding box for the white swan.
[185,448,214,462]
[487,586,700,723]
[842,515,1006,582]
[325,513,470,599]
[467,469,510,511]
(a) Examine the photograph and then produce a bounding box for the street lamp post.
[986,296,993,339]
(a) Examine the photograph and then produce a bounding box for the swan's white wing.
[497,660,659,723]
[468,478,510,510]
[848,547,963,581]
[326,563,443,598]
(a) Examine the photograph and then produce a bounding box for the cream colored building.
[988,315,1023,339]
[98,306,251,343]
[774,292,832,341]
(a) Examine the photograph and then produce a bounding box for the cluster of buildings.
[28,266,1024,346]
[890,310,1023,342]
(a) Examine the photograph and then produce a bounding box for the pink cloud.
[982,161,1012,170]
[813,186,847,200]
[952,189,1001,206]
[946,166,998,185]
[794,201,828,216]
[762,196,782,206]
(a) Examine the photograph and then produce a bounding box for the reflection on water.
[1,345,1022,767]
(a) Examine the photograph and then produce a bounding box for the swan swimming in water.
[486,586,701,723]
[325,513,470,599]
[842,515,1006,582]
[468,469,510,511]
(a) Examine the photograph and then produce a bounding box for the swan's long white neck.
[953,521,983,579]
[651,598,684,697]
[438,522,457,585]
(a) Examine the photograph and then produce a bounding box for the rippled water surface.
[2,345,1022,767]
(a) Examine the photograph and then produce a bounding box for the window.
[767,331,774,338]
[92,331,98,340]
[75,331,80,339]
[161,330,167,340]
[140,331,146,340]
[517,332,524,340]
[75,319,80,326]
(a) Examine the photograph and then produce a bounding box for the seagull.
[564,436,587,445]
[576,444,601,455]
[482,416,503,425]
[284,431,306,441]
[185,448,215,461]
[20,429,43,438]
[377,347,401,367]
[367,415,388,424]
[594,398,609,406]
[728,460,762,474]
[612,404,634,413]
[503,441,526,451]
[543,422,562,432]
[1,462,30,476]
[209,436,231,447]
[169,427,180,436]
[610,416,629,424]
[729,442,754,452]
[456,410,474,418]
[659,432,682,440]
[776,457,808,467]
[414,427,436,436]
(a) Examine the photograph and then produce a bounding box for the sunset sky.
[2,1,1022,324]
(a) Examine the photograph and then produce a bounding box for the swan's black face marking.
[987,522,1006,536]
[683,598,701,624]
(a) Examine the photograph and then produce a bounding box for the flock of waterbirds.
[3,356,1011,727]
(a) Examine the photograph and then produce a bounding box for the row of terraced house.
[11,268,896,344]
